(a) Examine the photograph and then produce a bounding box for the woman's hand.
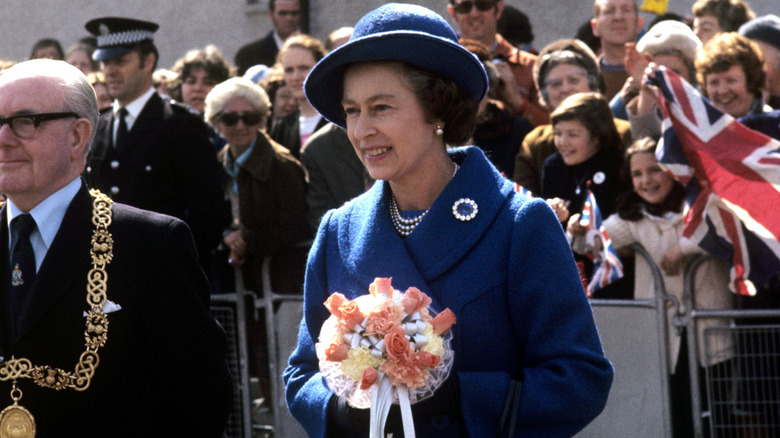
[659,243,684,275]
[494,60,527,115]
[566,212,587,236]
[223,230,247,266]
[546,197,570,223]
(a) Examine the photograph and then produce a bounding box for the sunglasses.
[219,111,263,127]
[452,0,495,14]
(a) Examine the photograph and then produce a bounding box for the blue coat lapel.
[335,147,515,307]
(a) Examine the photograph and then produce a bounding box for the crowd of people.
[2,0,779,436]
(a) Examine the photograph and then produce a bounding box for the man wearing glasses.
[0,59,232,436]
[447,0,549,126]
[235,0,302,75]
[84,17,228,293]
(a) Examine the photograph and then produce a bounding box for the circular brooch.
[452,198,478,221]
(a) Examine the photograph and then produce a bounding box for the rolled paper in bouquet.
[316,278,455,438]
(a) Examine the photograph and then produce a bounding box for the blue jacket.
[284,147,613,437]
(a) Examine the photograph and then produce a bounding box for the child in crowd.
[568,137,735,437]
[541,92,625,221]
[541,92,632,298]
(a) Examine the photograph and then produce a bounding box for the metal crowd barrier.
[210,290,253,438]
[576,244,674,437]
[210,242,311,438]
[683,256,780,438]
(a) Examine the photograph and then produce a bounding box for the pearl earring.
[435,126,444,136]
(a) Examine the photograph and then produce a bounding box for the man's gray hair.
[0,59,99,154]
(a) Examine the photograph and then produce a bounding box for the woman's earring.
[435,126,444,136]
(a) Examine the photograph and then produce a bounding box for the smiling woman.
[696,32,768,118]
[284,4,613,438]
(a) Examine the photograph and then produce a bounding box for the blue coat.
[284,147,613,437]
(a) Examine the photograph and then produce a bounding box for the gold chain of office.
[0,189,113,391]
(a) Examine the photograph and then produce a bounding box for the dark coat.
[541,147,626,219]
[219,132,311,294]
[300,123,369,231]
[0,183,233,437]
[740,109,780,140]
[269,110,329,159]
[234,31,279,76]
[85,93,228,264]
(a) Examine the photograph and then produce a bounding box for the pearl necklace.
[390,162,459,237]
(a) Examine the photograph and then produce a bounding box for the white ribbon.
[369,373,416,438]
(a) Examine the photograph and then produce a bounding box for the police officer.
[84,17,228,289]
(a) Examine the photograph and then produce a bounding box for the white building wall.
[0,1,776,70]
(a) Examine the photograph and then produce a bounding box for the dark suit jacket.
[269,110,328,159]
[0,182,233,437]
[85,93,228,264]
[300,123,369,231]
[234,31,279,76]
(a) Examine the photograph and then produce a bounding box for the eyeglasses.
[0,112,79,138]
[544,71,588,91]
[218,111,263,127]
[452,0,495,14]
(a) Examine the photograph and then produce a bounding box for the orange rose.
[384,327,414,363]
[360,367,378,390]
[324,343,349,362]
[400,287,432,314]
[364,299,403,337]
[417,351,441,369]
[369,277,394,298]
[324,292,348,318]
[339,300,365,329]
[431,308,456,335]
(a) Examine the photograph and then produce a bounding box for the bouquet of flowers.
[316,277,456,437]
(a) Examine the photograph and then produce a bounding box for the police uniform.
[84,18,228,277]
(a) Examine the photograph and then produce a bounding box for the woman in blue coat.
[283,4,613,437]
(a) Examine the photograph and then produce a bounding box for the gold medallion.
[0,385,35,438]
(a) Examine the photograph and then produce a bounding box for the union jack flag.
[648,66,780,295]
[581,188,624,295]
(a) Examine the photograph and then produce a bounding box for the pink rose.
[400,287,432,314]
[431,308,456,335]
[417,351,441,369]
[339,300,365,329]
[369,277,394,298]
[324,292,348,318]
[325,343,349,362]
[364,299,403,337]
[360,367,378,390]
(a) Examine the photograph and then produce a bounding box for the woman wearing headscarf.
[283,4,613,437]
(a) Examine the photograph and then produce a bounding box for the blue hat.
[85,17,159,62]
[304,3,488,128]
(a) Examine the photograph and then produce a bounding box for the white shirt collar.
[113,87,156,131]
[6,177,82,271]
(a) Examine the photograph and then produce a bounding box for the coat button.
[110,160,119,169]
[110,186,120,195]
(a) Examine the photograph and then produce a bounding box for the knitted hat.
[304,3,488,128]
[637,20,702,65]
[739,14,780,51]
